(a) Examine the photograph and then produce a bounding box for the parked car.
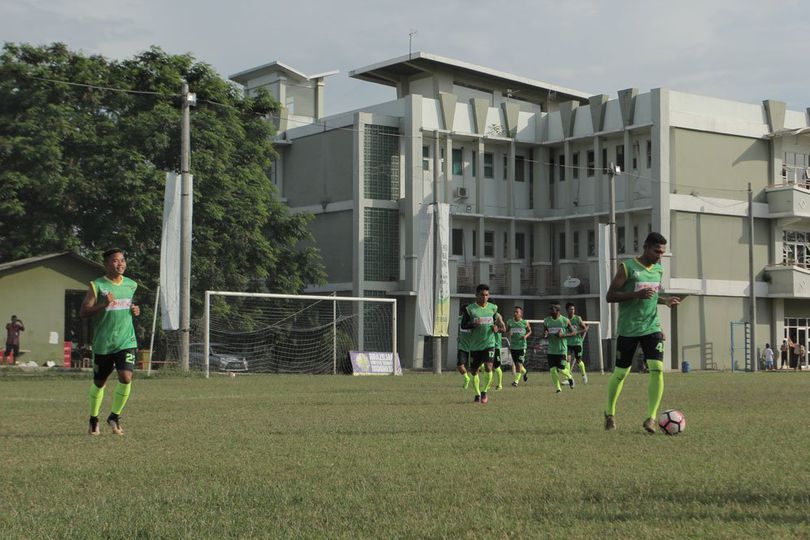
[499,336,512,366]
[189,343,248,372]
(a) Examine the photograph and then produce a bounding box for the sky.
[2,0,809,116]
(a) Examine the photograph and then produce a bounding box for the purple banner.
[349,351,402,376]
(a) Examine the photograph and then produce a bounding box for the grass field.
[1,369,809,539]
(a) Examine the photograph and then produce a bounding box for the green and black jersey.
[90,276,138,354]
[617,257,663,337]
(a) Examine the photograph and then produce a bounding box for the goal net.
[522,319,603,373]
[200,292,397,377]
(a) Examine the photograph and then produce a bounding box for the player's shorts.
[470,349,495,371]
[568,345,583,360]
[457,349,470,367]
[510,348,526,364]
[492,347,502,369]
[547,353,567,370]
[615,333,664,369]
[93,348,137,380]
[4,343,19,356]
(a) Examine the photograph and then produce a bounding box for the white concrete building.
[231,52,810,371]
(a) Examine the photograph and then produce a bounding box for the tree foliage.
[0,43,324,312]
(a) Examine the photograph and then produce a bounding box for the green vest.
[457,315,471,353]
[544,315,570,355]
[507,319,529,349]
[617,257,663,337]
[567,315,585,347]
[464,302,498,352]
[91,276,138,354]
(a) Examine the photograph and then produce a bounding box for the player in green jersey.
[604,232,680,433]
[566,302,589,384]
[543,301,577,393]
[507,306,531,386]
[457,308,472,389]
[460,284,505,404]
[80,249,140,435]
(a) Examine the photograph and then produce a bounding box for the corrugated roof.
[0,252,102,273]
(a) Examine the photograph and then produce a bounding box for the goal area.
[201,292,396,377]
[521,319,604,373]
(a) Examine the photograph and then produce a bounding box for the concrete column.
[593,136,603,211]
[476,138,485,214]
[403,96,423,292]
[652,88,673,368]
[564,140,572,209]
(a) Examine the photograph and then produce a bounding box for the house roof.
[0,252,103,274]
[349,51,592,102]
[230,61,339,86]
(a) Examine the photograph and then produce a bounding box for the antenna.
[409,30,418,58]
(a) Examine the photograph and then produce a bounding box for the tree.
[0,43,324,313]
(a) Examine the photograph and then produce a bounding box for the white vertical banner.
[433,203,450,337]
[415,203,434,336]
[160,172,189,330]
[597,223,612,339]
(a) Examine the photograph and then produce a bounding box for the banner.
[432,203,450,336]
[349,351,403,376]
[415,204,434,337]
[159,172,190,330]
[597,223,612,339]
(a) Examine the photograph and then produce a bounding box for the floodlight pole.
[180,82,194,372]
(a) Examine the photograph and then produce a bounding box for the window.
[503,231,508,258]
[515,232,526,259]
[783,230,810,268]
[549,150,555,183]
[452,228,464,256]
[588,230,595,257]
[618,226,626,254]
[587,150,595,177]
[530,232,534,259]
[573,231,580,259]
[484,230,494,257]
[559,232,566,259]
[515,156,525,182]
[484,153,494,178]
[616,144,625,172]
[472,151,477,177]
[646,140,652,169]
[503,156,508,180]
[632,142,638,170]
[452,149,463,176]
[422,146,430,171]
[472,230,477,257]
[558,155,566,182]
[572,152,579,179]
[633,225,639,251]
[602,148,608,174]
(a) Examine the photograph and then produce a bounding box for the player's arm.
[79,283,110,319]
[578,319,588,336]
[459,306,477,329]
[657,294,681,308]
[495,313,506,333]
[524,322,532,340]
[564,320,576,338]
[606,264,649,302]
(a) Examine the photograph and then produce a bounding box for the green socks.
[89,384,104,417]
[473,373,481,395]
[484,369,494,392]
[646,360,664,419]
[495,366,503,387]
[605,366,630,416]
[111,382,131,415]
[550,367,561,391]
[577,360,586,376]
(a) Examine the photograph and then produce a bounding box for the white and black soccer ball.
[657,409,686,435]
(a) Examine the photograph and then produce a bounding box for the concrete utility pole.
[748,182,757,372]
[180,83,195,371]
[607,162,619,354]
[432,130,442,374]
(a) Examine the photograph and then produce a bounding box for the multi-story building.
[230,52,810,371]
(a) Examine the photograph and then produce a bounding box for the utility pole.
[748,182,757,371]
[180,82,196,371]
[607,162,619,359]
[432,130,442,374]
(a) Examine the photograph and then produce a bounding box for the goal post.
[524,319,603,373]
[202,291,397,378]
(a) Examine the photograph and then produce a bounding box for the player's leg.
[642,334,665,433]
[493,351,503,390]
[107,349,136,435]
[511,350,526,386]
[548,355,563,392]
[605,337,639,429]
[574,347,588,383]
[470,352,484,402]
[89,353,115,435]
[457,350,471,389]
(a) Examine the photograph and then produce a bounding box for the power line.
[27,75,181,97]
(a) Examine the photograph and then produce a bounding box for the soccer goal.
[201,292,397,378]
[523,319,604,373]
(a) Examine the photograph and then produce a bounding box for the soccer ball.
[657,409,686,435]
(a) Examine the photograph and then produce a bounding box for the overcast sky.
[2,0,809,116]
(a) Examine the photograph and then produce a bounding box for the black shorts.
[510,349,526,364]
[93,348,137,380]
[470,349,495,371]
[457,350,470,367]
[615,333,664,369]
[547,354,567,370]
[4,343,19,356]
[569,345,583,360]
[492,347,502,369]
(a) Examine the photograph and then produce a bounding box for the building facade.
[231,52,810,371]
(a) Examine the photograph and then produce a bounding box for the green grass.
[1,370,808,539]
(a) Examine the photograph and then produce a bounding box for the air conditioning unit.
[455,187,469,199]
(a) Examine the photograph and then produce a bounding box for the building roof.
[230,61,339,86]
[0,252,102,274]
[349,51,592,102]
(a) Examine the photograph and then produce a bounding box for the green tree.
[0,43,324,312]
